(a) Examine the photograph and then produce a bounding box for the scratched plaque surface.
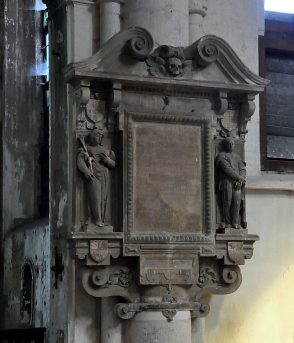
[139,255,198,285]
[133,121,202,233]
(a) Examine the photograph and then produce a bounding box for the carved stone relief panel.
[140,254,199,285]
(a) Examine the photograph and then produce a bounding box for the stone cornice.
[64,27,269,94]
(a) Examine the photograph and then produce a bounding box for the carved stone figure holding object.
[77,127,116,227]
[215,138,246,229]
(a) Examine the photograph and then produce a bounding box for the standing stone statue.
[77,127,116,227]
[215,137,246,229]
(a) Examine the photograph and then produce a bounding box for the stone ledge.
[246,175,294,192]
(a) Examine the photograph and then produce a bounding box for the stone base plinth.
[122,311,191,343]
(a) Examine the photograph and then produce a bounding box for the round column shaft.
[189,0,208,43]
[100,1,122,46]
[122,0,189,46]
[101,298,122,343]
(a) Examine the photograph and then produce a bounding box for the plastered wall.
[3,220,50,329]
[206,189,294,343]
[200,1,294,341]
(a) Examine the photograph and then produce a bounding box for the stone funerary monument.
[45,1,268,342]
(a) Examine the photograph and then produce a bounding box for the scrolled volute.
[222,266,239,284]
[194,36,219,67]
[127,28,154,60]
[115,303,137,320]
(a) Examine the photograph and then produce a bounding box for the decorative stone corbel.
[110,82,122,131]
[215,91,228,116]
[81,266,140,302]
[239,94,256,138]
[74,80,91,129]
[195,265,242,301]
[214,91,228,137]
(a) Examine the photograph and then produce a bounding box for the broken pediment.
[65,27,269,93]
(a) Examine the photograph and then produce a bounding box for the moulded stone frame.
[124,111,213,245]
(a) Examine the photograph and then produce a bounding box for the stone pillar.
[189,0,208,43]
[99,0,123,46]
[122,0,189,46]
[101,298,122,343]
[122,311,192,343]
[191,317,205,343]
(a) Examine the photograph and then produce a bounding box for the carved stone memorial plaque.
[140,255,199,285]
[126,112,212,243]
[135,122,201,232]
[64,26,267,329]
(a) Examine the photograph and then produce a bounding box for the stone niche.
[66,27,268,338]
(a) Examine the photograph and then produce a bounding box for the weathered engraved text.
[133,122,202,233]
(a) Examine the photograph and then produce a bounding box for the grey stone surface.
[133,121,202,234]
[66,25,265,343]
[122,311,192,343]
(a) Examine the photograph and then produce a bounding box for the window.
[259,13,294,171]
[264,0,294,14]
[21,263,34,325]
[40,6,49,215]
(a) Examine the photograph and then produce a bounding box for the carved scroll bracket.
[215,91,228,137]
[81,266,140,302]
[239,94,256,138]
[215,91,228,117]
[195,265,242,301]
[74,80,91,129]
[111,82,123,131]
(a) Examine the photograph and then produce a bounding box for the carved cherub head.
[166,57,183,76]
[90,127,104,146]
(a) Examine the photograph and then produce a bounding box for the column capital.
[189,0,208,17]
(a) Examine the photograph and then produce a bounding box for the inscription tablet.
[133,121,202,233]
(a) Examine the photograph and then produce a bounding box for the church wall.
[3,220,50,329]
[198,1,294,342]
[1,0,45,232]
[1,0,293,342]
[0,0,50,332]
